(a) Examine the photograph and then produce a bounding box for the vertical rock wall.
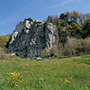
[8,20,58,59]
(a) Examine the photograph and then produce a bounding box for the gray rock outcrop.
[7,20,59,59]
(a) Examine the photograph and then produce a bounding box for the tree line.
[46,10,90,39]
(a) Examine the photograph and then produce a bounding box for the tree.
[70,10,82,22]
[46,16,52,23]
[81,17,90,38]
[60,11,70,27]
[67,22,81,37]
[46,16,58,26]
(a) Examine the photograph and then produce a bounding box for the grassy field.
[0,55,90,90]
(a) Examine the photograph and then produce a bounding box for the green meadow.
[0,55,90,90]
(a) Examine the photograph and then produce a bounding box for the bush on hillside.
[83,37,90,54]
[41,48,49,57]
[59,37,90,57]
[41,46,58,57]
[63,38,78,56]
[41,38,90,58]
[49,46,58,57]
[0,48,9,60]
[63,38,84,56]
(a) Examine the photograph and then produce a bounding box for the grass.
[0,55,90,90]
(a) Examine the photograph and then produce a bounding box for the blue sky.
[0,0,90,35]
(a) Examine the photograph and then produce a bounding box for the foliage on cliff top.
[46,10,90,38]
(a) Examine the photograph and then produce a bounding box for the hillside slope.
[0,34,10,48]
[0,55,90,90]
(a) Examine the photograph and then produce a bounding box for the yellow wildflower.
[65,79,69,84]
[39,78,43,81]
[39,81,41,83]
[70,77,72,80]
[16,85,18,87]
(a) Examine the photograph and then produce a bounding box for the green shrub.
[41,48,49,57]
[0,48,9,60]
[41,46,58,57]
[49,46,58,57]
[27,18,33,22]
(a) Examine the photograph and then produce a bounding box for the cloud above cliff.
[48,0,75,9]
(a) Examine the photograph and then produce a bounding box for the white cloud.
[48,0,74,9]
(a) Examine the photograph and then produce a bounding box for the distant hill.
[0,34,11,48]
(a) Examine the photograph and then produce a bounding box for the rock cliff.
[7,19,59,59]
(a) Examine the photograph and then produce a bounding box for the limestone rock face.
[8,20,58,59]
